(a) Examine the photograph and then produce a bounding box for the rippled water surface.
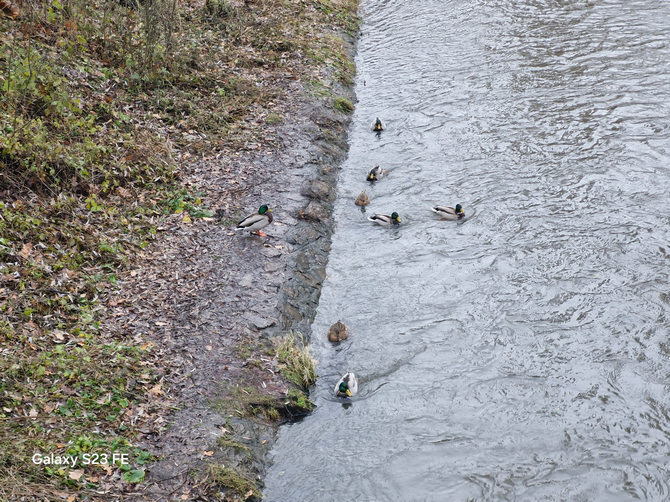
[264,0,670,500]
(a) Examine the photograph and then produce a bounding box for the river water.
[264,0,670,500]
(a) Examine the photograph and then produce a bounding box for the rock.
[355,190,370,206]
[327,320,348,342]
[246,315,276,330]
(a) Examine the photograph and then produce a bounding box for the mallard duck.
[366,166,386,182]
[354,190,370,206]
[370,117,386,132]
[327,320,349,342]
[334,372,358,398]
[430,204,465,220]
[236,204,273,236]
[368,212,401,225]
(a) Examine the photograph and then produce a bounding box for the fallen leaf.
[244,490,254,499]
[88,476,98,482]
[148,384,163,396]
[2,407,11,413]
[56,443,66,448]
[181,495,189,501]
[155,321,168,326]
[182,214,192,223]
[206,345,212,351]
[103,464,113,475]
[19,243,32,259]
[29,408,38,417]
[69,469,84,480]
[67,496,76,502]
[202,451,213,456]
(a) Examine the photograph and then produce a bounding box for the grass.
[334,96,355,113]
[274,331,318,390]
[207,463,260,500]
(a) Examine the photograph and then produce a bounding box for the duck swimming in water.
[370,117,386,132]
[334,372,358,398]
[366,165,386,182]
[430,204,465,220]
[368,212,401,226]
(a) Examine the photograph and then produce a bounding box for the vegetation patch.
[1,0,358,496]
[274,331,318,390]
[334,96,355,113]
[207,463,260,501]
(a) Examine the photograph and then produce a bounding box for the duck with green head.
[236,204,273,236]
[366,165,386,182]
[334,372,358,398]
[368,212,401,226]
[431,204,465,220]
[371,117,386,132]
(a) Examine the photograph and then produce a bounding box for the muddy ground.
[102,43,357,500]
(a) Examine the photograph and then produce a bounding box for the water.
[264,0,670,500]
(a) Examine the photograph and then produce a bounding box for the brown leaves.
[0,0,19,19]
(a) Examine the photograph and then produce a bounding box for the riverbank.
[0,0,358,499]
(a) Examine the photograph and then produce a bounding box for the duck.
[354,190,370,206]
[370,117,386,132]
[327,320,349,342]
[334,372,358,398]
[431,204,465,220]
[366,166,386,182]
[236,204,273,236]
[368,212,401,226]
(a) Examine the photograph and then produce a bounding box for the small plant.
[273,331,317,389]
[333,96,355,113]
[207,464,259,499]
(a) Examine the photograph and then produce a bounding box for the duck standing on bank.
[236,204,273,236]
[431,204,465,220]
[368,212,401,226]
[335,372,359,398]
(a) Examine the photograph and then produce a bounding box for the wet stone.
[281,302,303,321]
[295,252,309,271]
[245,315,275,330]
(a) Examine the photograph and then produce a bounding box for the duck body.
[431,204,465,220]
[236,205,273,235]
[366,165,385,182]
[368,212,401,226]
[334,372,359,398]
[327,320,349,342]
[355,190,370,206]
[370,117,386,132]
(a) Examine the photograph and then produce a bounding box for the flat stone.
[246,315,275,330]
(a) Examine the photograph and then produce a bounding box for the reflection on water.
[264,0,670,500]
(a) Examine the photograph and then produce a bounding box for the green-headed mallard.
[368,212,401,226]
[334,372,358,398]
[431,204,465,220]
[366,165,386,182]
[355,190,370,206]
[236,204,273,236]
[371,117,386,132]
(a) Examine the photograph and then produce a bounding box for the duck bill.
[346,390,352,397]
